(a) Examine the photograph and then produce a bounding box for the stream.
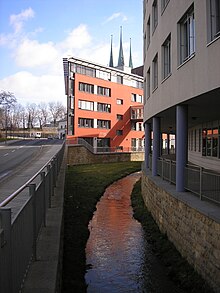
[85,173,183,293]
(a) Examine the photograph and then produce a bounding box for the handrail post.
[169,160,172,183]
[0,208,12,293]
[47,164,52,208]
[41,171,46,227]
[29,183,37,261]
[200,167,203,200]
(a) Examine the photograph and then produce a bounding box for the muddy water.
[85,173,183,293]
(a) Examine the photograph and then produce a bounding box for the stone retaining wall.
[67,145,144,165]
[142,173,220,292]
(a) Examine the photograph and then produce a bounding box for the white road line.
[4,153,9,156]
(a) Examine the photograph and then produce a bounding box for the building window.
[131,94,143,103]
[147,68,151,98]
[199,128,201,152]
[79,82,94,94]
[78,118,94,128]
[161,0,170,12]
[152,54,158,90]
[144,33,147,61]
[71,64,96,77]
[78,100,94,111]
[96,70,111,80]
[97,103,111,113]
[97,119,111,129]
[116,99,123,105]
[194,129,197,151]
[202,128,218,157]
[116,130,123,136]
[117,114,123,120]
[162,34,171,80]
[178,5,195,65]
[117,75,123,84]
[152,0,158,32]
[147,16,151,48]
[208,0,220,42]
[97,86,111,97]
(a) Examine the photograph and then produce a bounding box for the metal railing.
[144,155,220,205]
[0,142,65,293]
[66,137,144,153]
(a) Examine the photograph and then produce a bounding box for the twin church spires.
[109,26,133,69]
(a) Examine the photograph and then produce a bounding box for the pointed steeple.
[117,26,124,67]
[129,38,133,69]
[109,35,114,67]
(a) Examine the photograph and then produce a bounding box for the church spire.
[117,26,124,67]
[109,35,114,67]
[129,38,133,69]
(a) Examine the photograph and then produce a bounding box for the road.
[0,139,62,182]
[0,139,64,213]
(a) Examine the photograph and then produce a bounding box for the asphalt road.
[0,138,63,182]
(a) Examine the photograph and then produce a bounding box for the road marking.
[4,153,9,156]
[12,150,15,152]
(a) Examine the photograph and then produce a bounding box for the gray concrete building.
[143,0,220,185]
[142,1,220,291]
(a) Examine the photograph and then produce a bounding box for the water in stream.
[85,173,183,293]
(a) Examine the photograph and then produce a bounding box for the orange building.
[63,56,144,152]
[63,31,144,152]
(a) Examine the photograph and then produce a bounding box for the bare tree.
[38,102,49,127]
[48,101,66,126]
[0,90,17,107]
[26,103,38,128]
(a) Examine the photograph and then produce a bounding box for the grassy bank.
[62,161,142,292]
[131,180,214,293]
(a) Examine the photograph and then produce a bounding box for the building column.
[144,122,151,169]
[167,133,170,155]
[176,105,188,192]
[152,117,160,176]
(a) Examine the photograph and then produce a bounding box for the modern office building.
[143,0,220,186]
[63,33,144,152]
[142,1,220,291]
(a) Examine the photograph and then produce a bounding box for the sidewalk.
[21,146,67,292]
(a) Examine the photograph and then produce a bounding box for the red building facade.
[63,57,144,152]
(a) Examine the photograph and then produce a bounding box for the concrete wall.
[142,172,220,292]
[67,145,144,165]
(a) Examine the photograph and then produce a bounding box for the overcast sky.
[0,0,143,105]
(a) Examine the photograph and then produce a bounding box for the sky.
[0,0,143,106]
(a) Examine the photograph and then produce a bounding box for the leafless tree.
[26,103,38,128]
[0,90,17,107]
[38,102,49,127]
[48,101,66,126]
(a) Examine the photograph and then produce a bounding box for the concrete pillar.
[152,117,160,176]
[144,122,151,169]
[167,133,170,155]
[176,105,188,192]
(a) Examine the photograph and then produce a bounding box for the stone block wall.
[67,145,144,165]
[142,173,220,293]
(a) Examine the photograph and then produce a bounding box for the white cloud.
[0,71,65,105]
[104,12,128,24]
[10,8,34,34]
[14,38,59,69]
[61,24,92,51]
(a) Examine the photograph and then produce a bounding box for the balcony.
[130,106,143,121]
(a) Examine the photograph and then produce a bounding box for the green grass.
[131,180,214,293]
[62,161,142,293]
